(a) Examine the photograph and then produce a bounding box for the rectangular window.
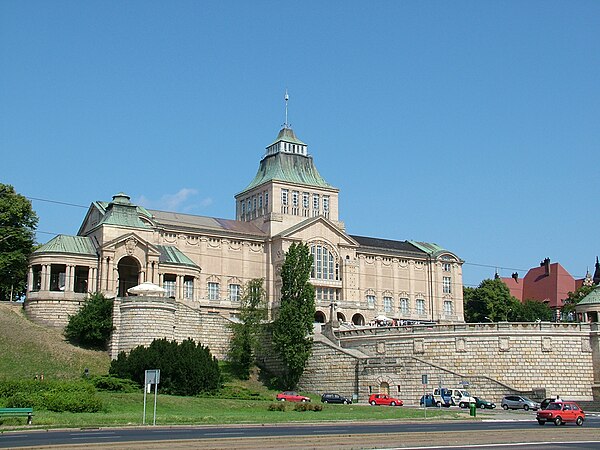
[399,298,409,314]
[367,295,375,308]
[444,300,453,315]
[208,282,220,300]
[313,194,319,211]
[281,189,289,205]
[443,276,452,294]
[229,284,241,302]
[292,191,299,207]
[163,274,176,298]
[416,299,425,315]
[265,192,269,209]
[258,194,263,211]
[383,296,392,313]
[323,195,329,211]
[74,266,89,293]
[303,192,309,208]
[253,196,257,211]
[184,277,194,300]
[50,264,66,291]
[443,262,451,272]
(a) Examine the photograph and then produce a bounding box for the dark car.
[321,393,352,404]
[474,396,496,409]
[420,394,437,407]
[540,398,556,410]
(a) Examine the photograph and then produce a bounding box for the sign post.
[143,369,160,426]
[421,374,428,419]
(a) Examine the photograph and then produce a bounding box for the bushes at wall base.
[0,380,103,413]
[267,402,323,412]
[90,375,139,393]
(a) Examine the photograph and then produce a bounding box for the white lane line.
[203,432,245,436]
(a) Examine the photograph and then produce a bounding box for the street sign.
[143,369,160,426]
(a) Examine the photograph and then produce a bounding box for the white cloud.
[136,188,211,212]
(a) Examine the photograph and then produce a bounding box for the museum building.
[24,123,465,335]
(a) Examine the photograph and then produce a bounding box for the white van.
[449,388,476,408]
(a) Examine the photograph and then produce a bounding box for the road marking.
[204,432,245,436]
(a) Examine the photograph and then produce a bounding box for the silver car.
[501,395,540,411]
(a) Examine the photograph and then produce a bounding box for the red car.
[276,391,311,402]
[368,393,403,406]
[536,401,585,426]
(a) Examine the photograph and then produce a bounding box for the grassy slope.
[0,302,110,380]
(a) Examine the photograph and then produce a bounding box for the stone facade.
[24,123,464,359]
[293,322,600,403]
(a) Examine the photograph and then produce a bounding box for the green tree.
[271,242,316,388]
[64,292,114,350]
[513,299,554,322]
[109,338,221,395]
[0,184,38,301]
[228,278,267,379]
[562,285,598,317]
[463,278,521,322]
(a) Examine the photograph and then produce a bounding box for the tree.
[463,278,521,322]
[228,278,267,379]
[0,184,38,301]
[562,284,596,320]
[109,338,221,395]
[513,299,554,322]
[64,292,114,350]
[271,242,316,388]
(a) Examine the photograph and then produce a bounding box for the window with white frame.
[292,191,299,215]
[229,284,241,302]
[366,294,375,308]
[303,192,309,208]
[443,300,453,315]
[208,282,220,300]
[312,194,320,216]
[315,287,340,302]
[383,296,393,313]
[310,244,339,280]
[264,192,269,209]
[281,189,289,205]
[443,262,452,272]
[183,277,194,300]
[416,299,425,315]
[163,274,176,298]
[443,276,452,294]
[399,298,409,314]
[323,195,329,212]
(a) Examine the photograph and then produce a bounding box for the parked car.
[473,396,496,409]
[432,388,452,407]
[420,394,437,407]
[536,401,585,426]
[276,391,310,402]
[540,398,556,410]
[368,393,403,406]
[501,395,540,411]
[321,393,352,404]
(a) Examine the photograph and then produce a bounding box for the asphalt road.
[1,413,600,450]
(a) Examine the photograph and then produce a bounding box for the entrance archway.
[352,313,365,325]
[314,311,326,323]
[380,381,390,395]
[117,256,140,297]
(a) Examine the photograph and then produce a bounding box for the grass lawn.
[13,392,462,429]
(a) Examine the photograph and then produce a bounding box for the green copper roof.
[157,245,199,268]
[96,193,152,229]
[409,241,455,258]
[241,152,333,192]
[578,285,600,306]
[34,235,96,256]
[268,127,306,146]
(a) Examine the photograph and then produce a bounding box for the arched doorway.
[352,313,365,325]
[337,312,346,323]
[380,381,390,395]
[314,311,326,323]
[117,256,140,297]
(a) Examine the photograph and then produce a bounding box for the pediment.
[102,232,161,257]
[276,216,359,248]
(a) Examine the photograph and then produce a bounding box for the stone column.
[42,264,50,291]
[107,258,114,293]
[100,257,107,291]
[27,266,33,292]
[67,265,75,292]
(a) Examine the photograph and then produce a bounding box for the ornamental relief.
[207,238,221,249]
[163,233,177,244]
[227,240,241,251]
[125,237,137,256]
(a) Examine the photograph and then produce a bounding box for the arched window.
[310,244,339,280]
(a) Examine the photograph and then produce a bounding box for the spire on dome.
[283,89,291,129]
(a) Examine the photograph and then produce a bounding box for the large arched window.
[310,244,339,281]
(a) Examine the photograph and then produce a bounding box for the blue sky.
[1,1,599,287]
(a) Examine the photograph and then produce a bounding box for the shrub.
[293,403,322,412]
[90,375,139,393]
[109,338,221,396]
[64,292,113,350]
[0,380,103,412]
[267,402,286,411]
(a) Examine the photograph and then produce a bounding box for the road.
[1,413,599,449]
